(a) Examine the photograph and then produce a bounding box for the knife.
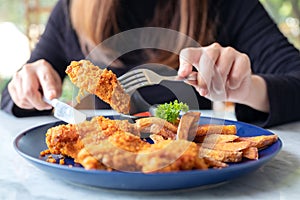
[43,97,86,124]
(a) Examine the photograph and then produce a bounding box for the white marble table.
[1,109,300,200]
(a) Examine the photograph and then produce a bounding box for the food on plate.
[198,147,243,163]
[195,134,239,144]
[65,60,130,114]
[41,111,279,173]
[44,116,141,170]
[236,135,278,149]
[136,140,208,173]
[135,117,178,140]
[176,111,201,140]
[196,124,237,136]
[242,147,258,160]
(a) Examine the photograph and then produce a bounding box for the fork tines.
[118,69,150,94]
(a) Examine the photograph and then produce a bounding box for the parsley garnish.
[155,100,189,124]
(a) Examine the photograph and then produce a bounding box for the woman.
[1,0,300,128]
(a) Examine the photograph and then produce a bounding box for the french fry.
[195,125,237,139]
[236,135,278,149]
[199,147,243,163]
[201,141,252,152]
[242,147,258,160]
[194,133,239,143]
[203,157,228,168]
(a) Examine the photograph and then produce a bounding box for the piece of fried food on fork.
[66,60,130,114]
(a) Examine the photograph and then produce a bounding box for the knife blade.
[43,97,86,124]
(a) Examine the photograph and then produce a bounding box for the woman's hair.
[70,0,216,68]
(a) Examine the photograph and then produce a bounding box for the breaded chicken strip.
[45,116,148,170]
[45,119,106,170]
[65,60,130,114]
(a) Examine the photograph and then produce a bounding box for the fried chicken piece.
[80,116,149,171]
[136,140,208,173]
[95,115,140,137]
[65,60,130,114]
[45,120,106,170]
[82,138,142,172]
[45,123,82,157]
[45,115,149,171]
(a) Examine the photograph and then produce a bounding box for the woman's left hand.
[178,43,269,112]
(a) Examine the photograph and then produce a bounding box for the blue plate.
[13,116,282,191]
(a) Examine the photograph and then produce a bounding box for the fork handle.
[165,74,197,82]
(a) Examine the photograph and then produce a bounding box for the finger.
[8,72,34,109]
[21,67,51,110]
[198,44,221,95]
[178,47,203,78]
[217,47,235,79]
[8,80,33,109]
[210,47,235,95]
[184,71,198,86]
[179,47,211,96]
[227,53,251,90]
[38,67,62,100]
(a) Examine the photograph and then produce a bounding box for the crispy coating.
[45,120,106,169]
[45,116,148,171]
[65,60,130,114]
[136,140,208,173]
[45,123,82,157]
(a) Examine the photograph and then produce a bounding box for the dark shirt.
[1,0,300,128]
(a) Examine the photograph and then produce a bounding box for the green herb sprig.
[155,100,189,124]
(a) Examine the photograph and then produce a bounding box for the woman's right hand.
[8,59,62,110]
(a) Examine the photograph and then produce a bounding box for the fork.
[118,68,196,94]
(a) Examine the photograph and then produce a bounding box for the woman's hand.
[8,59,62,110]
[178,43,269,112]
